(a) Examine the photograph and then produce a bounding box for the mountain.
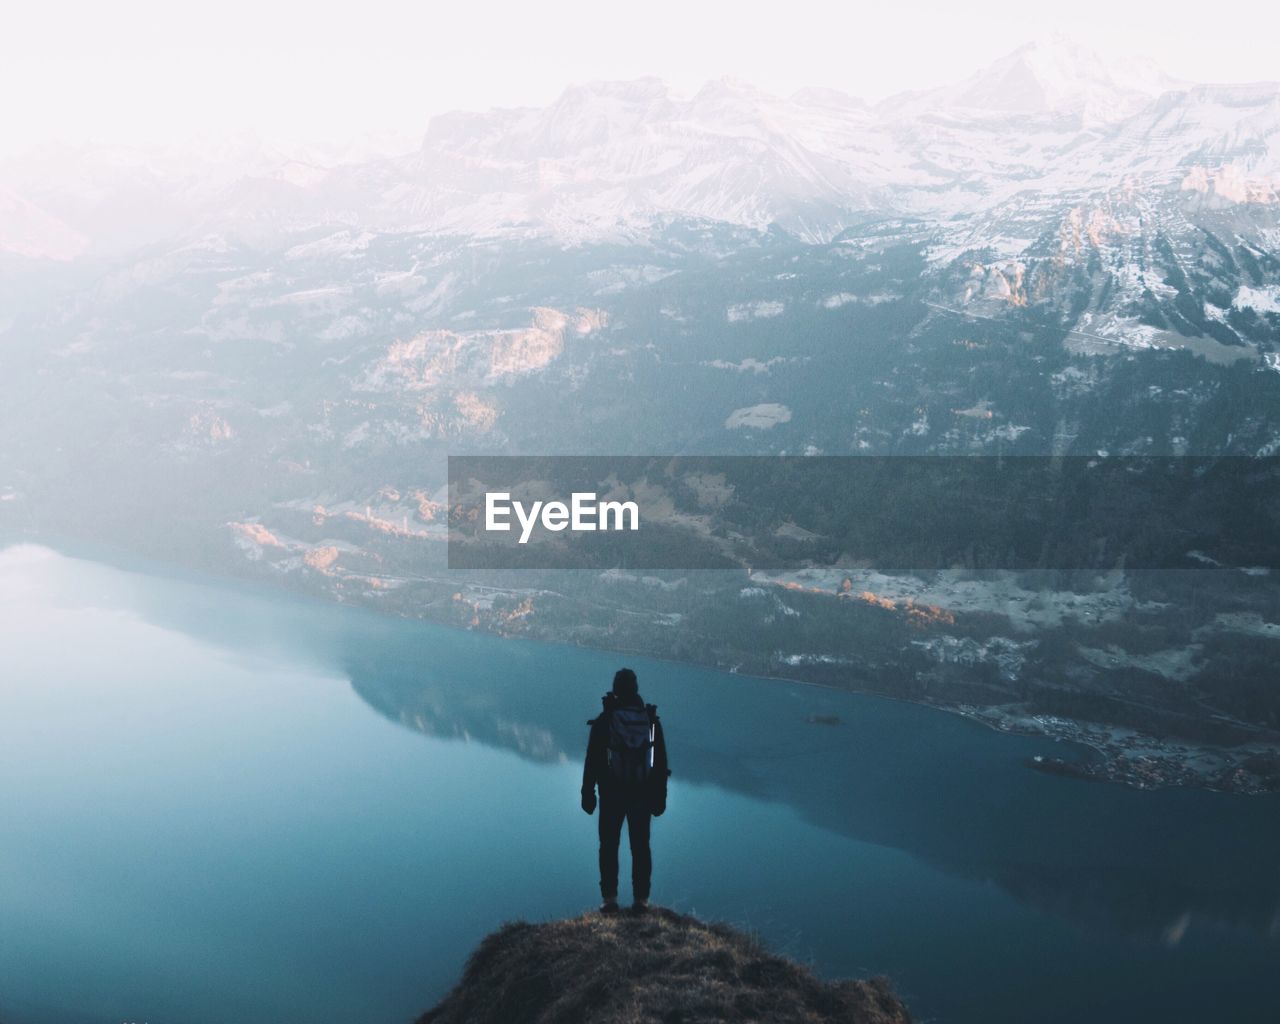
[416,908,911,1024]
[5,37,1276,251]
[5,38,1279,356]
[881,35,1185,124]
[3,38,1280,792]
[0,185,87,260]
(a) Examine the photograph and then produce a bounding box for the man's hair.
[612,667,639,697]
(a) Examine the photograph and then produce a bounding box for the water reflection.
[16,544,1280,946]
[347,644,1280,944]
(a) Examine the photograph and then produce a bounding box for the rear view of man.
[581,668,670,913]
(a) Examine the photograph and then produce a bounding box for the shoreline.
[5,530,1278,796]
[952,704,1280,795]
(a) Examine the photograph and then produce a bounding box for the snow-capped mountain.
[880,35,1185,125]
[385,38,1279,247]
[3,36,1280,266]
[0,186,88,261]
[5,41,1280,770]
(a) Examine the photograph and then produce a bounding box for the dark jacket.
[582,692,670,809]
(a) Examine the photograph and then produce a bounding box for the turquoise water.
[1,544,1277,1024]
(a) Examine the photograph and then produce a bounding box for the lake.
[1,543,1278,1023]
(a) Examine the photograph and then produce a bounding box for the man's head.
[611,667,639,698]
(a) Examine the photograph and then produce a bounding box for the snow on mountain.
[0,186,87,260]
[5,38,1280,257]
[881,35,1185,125]
[387,43,1280,249]
[0,134,414,256]
[397,76,890,242]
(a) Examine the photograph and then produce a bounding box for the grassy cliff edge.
[417,907,911,1023]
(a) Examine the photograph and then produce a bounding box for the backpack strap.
[588,692,619,726]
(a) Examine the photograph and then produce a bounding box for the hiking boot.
[631,898,650,913]
[599,899,620,914]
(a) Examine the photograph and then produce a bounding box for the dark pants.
[598,784,651,901]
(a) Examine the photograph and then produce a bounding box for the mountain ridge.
[416,907,911,1024]
[6,36,1280,260]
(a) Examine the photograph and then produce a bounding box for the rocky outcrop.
[417,907,911,1024]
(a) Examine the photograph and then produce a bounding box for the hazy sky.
[4,0,1278,156]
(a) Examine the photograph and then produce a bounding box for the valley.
[4,38,1280,795]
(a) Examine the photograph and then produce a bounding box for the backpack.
[607,704,655,783]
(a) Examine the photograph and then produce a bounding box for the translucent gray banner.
[447,455,1280,571]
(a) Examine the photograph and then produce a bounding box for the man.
[581,667,670,913]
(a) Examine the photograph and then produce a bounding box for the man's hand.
[581,788,597,815]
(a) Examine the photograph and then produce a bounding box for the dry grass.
[417,907,911,1024]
